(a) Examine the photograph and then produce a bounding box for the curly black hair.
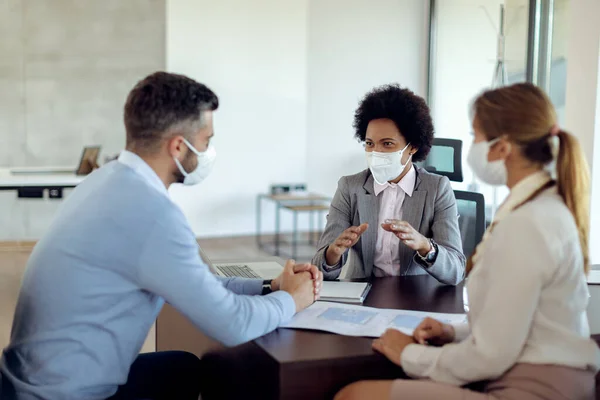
[124,71,219,153]
[353,84,434,162]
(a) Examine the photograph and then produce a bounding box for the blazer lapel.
[358,174,380,278]
[399,170,426,274]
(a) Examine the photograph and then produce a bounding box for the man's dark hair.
[353,84,434,162]
[124,71,219,154]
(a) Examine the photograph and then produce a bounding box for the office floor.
[0,235,316,354]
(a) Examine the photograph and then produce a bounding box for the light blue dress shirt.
[0,151,295,400]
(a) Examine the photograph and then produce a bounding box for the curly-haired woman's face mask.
[364,118,413,184]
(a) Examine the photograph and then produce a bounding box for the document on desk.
[282,301,467,338]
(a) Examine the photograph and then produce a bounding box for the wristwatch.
[261,280,273,295]
[418,239,438,264]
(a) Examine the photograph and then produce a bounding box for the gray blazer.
[313,167,465,285]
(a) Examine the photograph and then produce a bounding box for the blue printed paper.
[391,314,423,330]
[318,308,377,325]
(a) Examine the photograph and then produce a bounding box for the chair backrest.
[415,138,463,182]
[453,190,485,259]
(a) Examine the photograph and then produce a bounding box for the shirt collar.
[373,164,416,197]
[493,170,552,223]
[118,150,169,197]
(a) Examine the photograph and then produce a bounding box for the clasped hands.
[271,260,324,312]
[372,317,456,367]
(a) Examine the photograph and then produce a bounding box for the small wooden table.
[256,193,330,259]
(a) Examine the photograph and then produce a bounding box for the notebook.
[319,281,372,304]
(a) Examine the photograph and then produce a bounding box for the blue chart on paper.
[391,315,424,330]
[318,308,377,325]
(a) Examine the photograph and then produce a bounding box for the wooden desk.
[200,276,465,400]
[156,273,600,399]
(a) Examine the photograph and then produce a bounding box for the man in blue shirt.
[0,72,322,400]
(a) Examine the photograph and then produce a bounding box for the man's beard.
[175,150,197,184]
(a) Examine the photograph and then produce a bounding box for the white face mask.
[466,138,507,186]
[174,138,216,186]
[366,143,412,185]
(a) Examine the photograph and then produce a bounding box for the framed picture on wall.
[75,146,101,176]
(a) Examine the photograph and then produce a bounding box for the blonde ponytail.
[556,130,591,273]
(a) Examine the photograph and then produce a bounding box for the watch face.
[426,241,437,261]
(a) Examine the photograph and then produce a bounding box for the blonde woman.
[335,83,600,400]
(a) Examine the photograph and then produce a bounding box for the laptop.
[198,247,284,280]
[198,248,372,304]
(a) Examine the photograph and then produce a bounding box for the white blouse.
[400,172,600,386]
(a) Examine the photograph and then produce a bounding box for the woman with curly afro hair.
[312,84,465,285]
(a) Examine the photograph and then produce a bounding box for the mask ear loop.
[173,157,190,177]
[487,136,512,158]
[496,136,512,156]
[400,142,412,164]
[182,138,202,156]
[488,137,501,147]
[173,138,198,177]
[489,135,511,219]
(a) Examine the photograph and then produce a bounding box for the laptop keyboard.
[216,264,261,279]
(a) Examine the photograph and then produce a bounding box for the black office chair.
[453,190,485,259]
[415,138,463,182]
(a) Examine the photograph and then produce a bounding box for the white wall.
[431,0,502,182]
[0,0,165,241]
[594,68,600,265]
[430,0,508,208]
[168,0,429,237]
[306,0,429,198]
[565,0,600,264]
[166,0,309,237]
[1,0,430,240]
